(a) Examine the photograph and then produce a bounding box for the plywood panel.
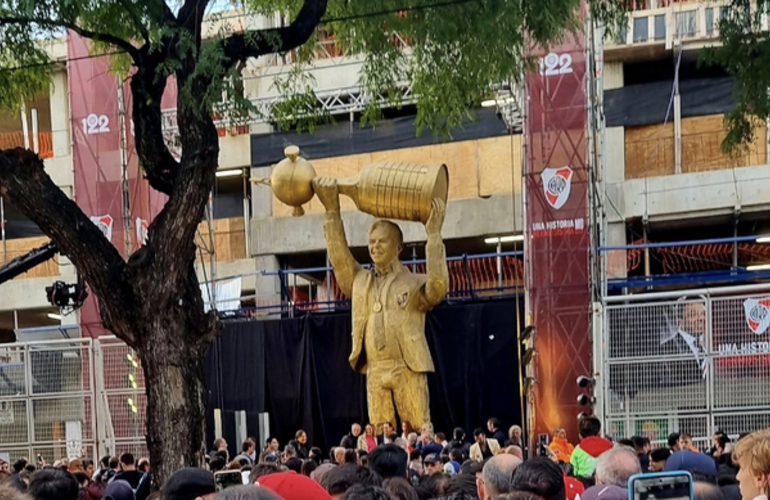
[625,123,675,178]
[2,237,59,279]
[196,217,246,263]
[478,136,519,197]
[681,115,767,173]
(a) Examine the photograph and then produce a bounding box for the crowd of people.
[0,416,768,500]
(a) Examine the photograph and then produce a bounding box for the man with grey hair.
[476,454,522,499]
[595,446,642,487]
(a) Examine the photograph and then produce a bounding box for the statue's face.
[369,225,399,267]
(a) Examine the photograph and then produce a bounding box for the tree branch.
[221,0,328,69]
[115,0,150,44]
[0,16,140,59]
[0,148,136,345]
[177,0,210,46]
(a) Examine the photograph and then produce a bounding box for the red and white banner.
[524,25,592,439]
[68,33,170,336]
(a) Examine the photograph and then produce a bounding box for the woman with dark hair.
[288,430,309,459]
[401,421,415,441]
[301,459,317,477]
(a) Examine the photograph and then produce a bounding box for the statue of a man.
[313,177,449,432]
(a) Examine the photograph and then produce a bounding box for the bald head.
[481,454,523,499]
[595,446,642,487]
[505,445,523,460]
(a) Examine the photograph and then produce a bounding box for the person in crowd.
[448,449,463,475]
[506,425,524,448]
[669,433,682,452]
[402,422,415,442]
[423,454,444,476]
[333,448,345,465]
[211,438,229,462]
[679,434,699,453]
[447,428,471,461]
[408,450,424,477]
[407,433,419,454]
[104,479,134,500]
[259,471,334,500]
[213,485,283,500]
[114,453,144,489]
[420,432,443,458]
[81,459,94,478]
[476,454,521,500]
[311,462,338,483]
[310,447,324,465]
[436,433,449,451]
[471,428,501,462]
[320,464,382,500]
[66,459,83,475]
[344,450,359,466]
[594,446,642,487]
[28,468,80,500]
[695,482,727,500]
[369,444,408,480]
[713,434,733,460]
[383,477,419,500]
[234,439,257,466]
[632,436,651,472]
[340,484,391,500]
[249,463,281,484]
[378,423,396,446]
[487,419,507,445]
[0,484,32,500]
[93,456,111,482]
[664,450,718,481]
[512,456,567,500]
[302,459,318,477]
[357,450,369,467]
[570,416,613,480]
[264,437,279,456]
[359,425,377,453]
[649,448,671,472]
[732,428,770,500]
[289,430,309,459]
[549,428,575,464]
[282,445,302,473]
[342,424,362,450]
[506,446,524,461]
[710,432,727,457]
[11,459,27,475]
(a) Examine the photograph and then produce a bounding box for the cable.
[0,0,483,74]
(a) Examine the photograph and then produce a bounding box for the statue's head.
[368,220,403,268]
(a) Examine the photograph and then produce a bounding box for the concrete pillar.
[250,166,273,221]
[254,255,281,317]
[50,70,70,158]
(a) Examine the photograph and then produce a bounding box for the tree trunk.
[138,312,212,487]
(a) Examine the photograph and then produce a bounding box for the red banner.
[67,34,169,336]
[524,28,591,440]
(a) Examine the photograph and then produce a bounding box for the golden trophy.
[261,145,449,222]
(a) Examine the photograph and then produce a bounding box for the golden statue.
[313,176,449,435]
[256,146,450,432]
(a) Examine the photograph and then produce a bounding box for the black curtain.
[205,299,522,458]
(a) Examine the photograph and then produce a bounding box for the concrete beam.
[0,275,71,311]
[251,194,522,256]
[622,165,770,221]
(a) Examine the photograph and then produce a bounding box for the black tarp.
[205,299,522,456]
[250,108,509,167]
[605,77,735,128]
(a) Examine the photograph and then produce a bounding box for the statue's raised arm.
[418,198,449,310]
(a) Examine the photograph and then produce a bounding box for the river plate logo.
[744,297,770,335]
[541,166,573,210]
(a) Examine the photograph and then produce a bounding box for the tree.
[0,0,624,487]
[707,0,770,151]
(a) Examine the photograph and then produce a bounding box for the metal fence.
[0,336,146,463]
[602,286,770,447]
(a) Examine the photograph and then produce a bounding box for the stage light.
[576,376,594,388]
[521,325,537,343]
[47,313,62,321]
[577,394,596,406]
[747,263,770,271]
[756,236,770,244]
[215,169,243,178]
[485,235,524,244]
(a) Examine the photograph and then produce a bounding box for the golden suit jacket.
[323,211,449,375]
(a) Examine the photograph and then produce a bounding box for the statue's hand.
[313,177,340,212]
[425,198,445,234]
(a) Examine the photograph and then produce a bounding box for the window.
[705,8,714,36]
[633,16,649,42]
[675,11,697,38]
[654,15,666,40]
